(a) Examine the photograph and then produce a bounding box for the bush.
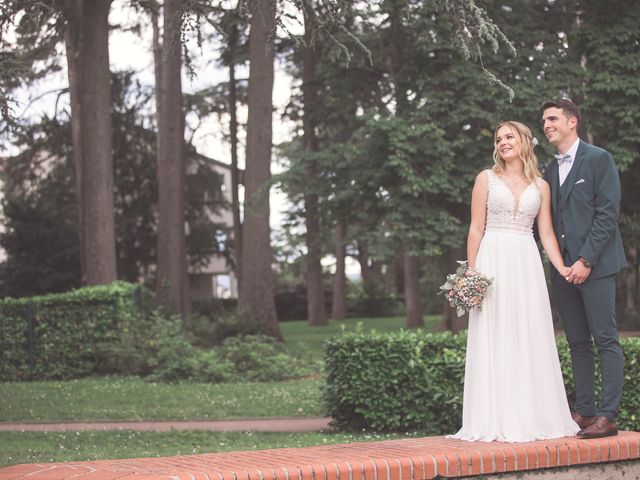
[218,335,316,382]
[147,324,315,383]
[145,311,233,383]
[347,283,404,318]
[274,287,333,321]
[324,330,640,433]
[191,298,238,317]
[187,309,262,348]
[0,281,151,381]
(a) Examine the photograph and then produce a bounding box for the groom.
[541,98,627,439]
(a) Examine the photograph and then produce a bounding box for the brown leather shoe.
[571,411,597,430]
[577,416,618,439]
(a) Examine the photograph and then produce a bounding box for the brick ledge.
[1,431,639,479]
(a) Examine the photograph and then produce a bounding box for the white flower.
[532,137,539,147]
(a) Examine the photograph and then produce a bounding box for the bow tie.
[555,153,572,165]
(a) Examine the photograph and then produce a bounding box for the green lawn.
[0,315,442,467]
[280,315,441,362]
[0,378,324,422]
[0,430,426,467]
[0,315,441,423]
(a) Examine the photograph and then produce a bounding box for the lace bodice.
[485,169,541,235]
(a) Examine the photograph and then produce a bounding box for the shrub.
[187,309,263,348]
[347,283,404,318]
[324,330,640,433]
[145,311,233,383]
[0,281,317,383]
[218,335,316,382]
[0,281,151,381]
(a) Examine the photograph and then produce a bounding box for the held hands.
[561,261,592,285]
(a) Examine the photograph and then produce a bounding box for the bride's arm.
[467,171,488,269]
[537,180,568,275]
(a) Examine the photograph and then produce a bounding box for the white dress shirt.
[558,138,581,186]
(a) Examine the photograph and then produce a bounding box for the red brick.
[503,446,517,471]
[556,443,569,466]
[618,437,631,460]
[3,433,640,480]
[443,452,460,477]
[362,460,376,480]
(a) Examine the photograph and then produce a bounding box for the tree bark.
[302,1,327,326]
[63,23,85,283]
[356,243,384,298]
[228,15,243,291]
[403,248,424,328]
[64,0,117,285]
[331,220,348,320]
[239,0,282,340]
[155,0,191,317]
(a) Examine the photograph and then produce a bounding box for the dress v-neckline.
[492,171,535,218]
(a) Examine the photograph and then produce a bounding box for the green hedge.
[324,330,640,434]
[0,281,151,381]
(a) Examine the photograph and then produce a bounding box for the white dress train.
[449,169,579,443]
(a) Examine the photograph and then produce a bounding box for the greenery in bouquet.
[439,261,493,317]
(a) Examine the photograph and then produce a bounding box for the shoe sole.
[577,430,618,439]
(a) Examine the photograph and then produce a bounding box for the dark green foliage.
[186,309,262,347]
[0,281,151,381]
[146,313,314,383]
[0,281,315,383]
[347,283,404,318]
[324,330,640,433]
[0,71,230,297]
[324,330,466,433]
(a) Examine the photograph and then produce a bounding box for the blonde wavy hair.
[492,121,541,182]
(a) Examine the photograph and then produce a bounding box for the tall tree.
[226,11,243,288]
[64,0,117,285]
[239,0,282,339]
[154,0,191,317]
[301,0,328,326]
[331,220,347,319]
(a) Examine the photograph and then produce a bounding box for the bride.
[450,121,580,442]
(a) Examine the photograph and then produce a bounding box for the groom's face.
[542,107,577,148]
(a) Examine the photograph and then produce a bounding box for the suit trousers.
[551,272,624,420]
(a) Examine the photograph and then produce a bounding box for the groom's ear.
[568,115,578,130]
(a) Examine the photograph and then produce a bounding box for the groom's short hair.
[541,98,581,126]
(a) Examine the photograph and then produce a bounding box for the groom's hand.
[568,260,591,284]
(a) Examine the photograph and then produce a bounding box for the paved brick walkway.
[0,417,331,433]
[2,431,640,479]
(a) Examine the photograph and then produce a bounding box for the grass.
[0,378,324,422]
[0,315,441,423]
[0,315,442,467]
[0,430,427,467]
[280,315,441,362]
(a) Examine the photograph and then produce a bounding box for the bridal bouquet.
[439,261,493,317]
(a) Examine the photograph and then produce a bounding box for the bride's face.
[495,125,522,163]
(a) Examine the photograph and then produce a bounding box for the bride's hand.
[560,265,572,280]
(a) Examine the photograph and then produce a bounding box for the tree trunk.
[302,1,327,326]
[63,24,85,283]
[239,0,282,340]
[331,220,347,320]
[356,242,384,298]
[65,0,117,286]
[403,248,424,328]
[228,16,243,291]
[155,0,191,317]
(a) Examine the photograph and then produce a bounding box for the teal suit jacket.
[544,140,627,280]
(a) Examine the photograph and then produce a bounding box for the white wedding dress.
[450,169,579,443]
